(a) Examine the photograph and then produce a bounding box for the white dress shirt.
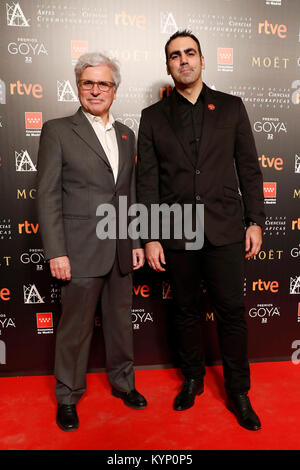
[82,109,119,182]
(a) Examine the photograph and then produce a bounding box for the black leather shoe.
[174,378,204,411]
[56,404,79,432]
[227,393,261,431]
[112,388,147,409]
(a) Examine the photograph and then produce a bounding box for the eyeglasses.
[78,80,115,92]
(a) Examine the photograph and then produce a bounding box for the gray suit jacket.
[37,107,139,277]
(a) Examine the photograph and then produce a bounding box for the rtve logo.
[160,84,173,98]
[258,20,287,38]
[252,279,279,293]
[18,221,39,234]
[114,11,146,29]
[292,218,300,230]
[10,81,43,98]
[258,154,283,170]
[133,284,150,297]
[0,288,11,301]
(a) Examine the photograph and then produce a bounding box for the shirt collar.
[82,108,115,129]
[174,82,206,106]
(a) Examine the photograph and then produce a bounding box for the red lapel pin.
[122,133,128,140]
[208,104,215,111]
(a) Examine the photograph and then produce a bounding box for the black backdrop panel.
[0,0,299,376]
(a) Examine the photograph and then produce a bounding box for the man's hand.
[245,225,263,259]
[145,241,166,272]
[49,256,71,281]
[132,248,145,270]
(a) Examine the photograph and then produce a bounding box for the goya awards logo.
[6,2,30,27]
[0,313,16,333]
[249,303,280,324]
[8,38,48,64]
[131,309,153,330]
[253,117,287,140]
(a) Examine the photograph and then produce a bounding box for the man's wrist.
[247,221,263,229]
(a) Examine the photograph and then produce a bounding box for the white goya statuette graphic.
[290,276,300,295]
[295,155,300,174]
[15,150,36,172]
[23,284,45,304]
[160,12,178,34]
[6,2,30,27]
[57,80,78,102]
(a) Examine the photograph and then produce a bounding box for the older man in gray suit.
[37,52,147,432]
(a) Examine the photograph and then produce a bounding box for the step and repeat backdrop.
[0,0,299,376]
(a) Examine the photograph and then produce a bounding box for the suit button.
[196,195,202,202]
[196,169,201,175]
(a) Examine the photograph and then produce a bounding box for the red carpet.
[0,361,299,451]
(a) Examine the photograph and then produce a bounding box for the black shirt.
[174,84,205,166]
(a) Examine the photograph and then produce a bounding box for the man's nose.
[90,84,101,94]
[180,53,188,64]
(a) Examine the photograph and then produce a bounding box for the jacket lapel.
[114,120,128,186]
[70,107,111,168]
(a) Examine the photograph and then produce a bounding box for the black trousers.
[54,258,135,405]
[165,240,250,395]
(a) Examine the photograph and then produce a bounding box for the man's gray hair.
[74,52,121,89]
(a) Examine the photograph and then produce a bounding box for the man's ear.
[201,56,205,70]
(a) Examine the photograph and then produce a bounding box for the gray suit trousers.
[54,258,135,404]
